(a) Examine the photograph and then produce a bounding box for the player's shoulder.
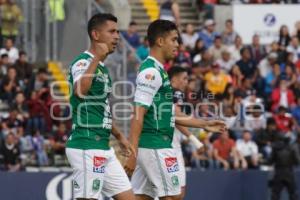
[70,52,92,69]
[139,57,161,72]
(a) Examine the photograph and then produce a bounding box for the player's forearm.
[128,116,144,150]
[175,110,208,128]
[111,120,124,140]
[74,57,100,96]
[176,125,191,137]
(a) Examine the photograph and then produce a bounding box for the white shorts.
[66,148,131,199]
[175,148,186,187]
[131,148,181,198]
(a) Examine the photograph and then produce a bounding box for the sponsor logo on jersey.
[165,157,179,173]
[145,74,155,80]
[76,61,87,68]
[93,156,106,173]
[171,175,179,186]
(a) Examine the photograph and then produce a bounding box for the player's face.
[95,21,120,54]
[162,30,179,60]
[176,72,188,92]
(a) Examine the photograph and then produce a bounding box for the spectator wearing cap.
[216,49,235,73]
[243,104,266,133]
[258,52,278,79]
[236,47,258,80]
[236,130,259,169]
[204,63,229,96]
[286,36,300,63]
[181,23,199,51]
[271,79,295,111]
[121,21,140,49]
[222,19,238,46]
[209,36,227,62]
[228,35,243,62]
[198,19,220,48]
[0,38,18,64]
[247,34,266,64]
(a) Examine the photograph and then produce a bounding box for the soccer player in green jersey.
[124,20,225,200]
[65,13,135,200]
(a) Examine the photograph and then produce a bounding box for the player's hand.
[124,154,137,178]
[204,124,226,133]
[118,136,136,158]
[94,43,109,61]
[207,120,226,127]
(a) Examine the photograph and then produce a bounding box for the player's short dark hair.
[168,66,187,80]
[87,13,117,40]
[147,19,178,47]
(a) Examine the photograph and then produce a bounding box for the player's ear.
[157,37,163,47]
[91,30,99,41]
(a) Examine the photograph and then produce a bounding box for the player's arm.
[111,121,136,157]
[124,67,162,176]
[175,106,226,133]
[176,125,203,149]
[73,44,109,96]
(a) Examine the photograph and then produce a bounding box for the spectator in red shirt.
[271,79,295,111]
[49,122,68,155]
[213,130,241,170]
[274,106,294,135]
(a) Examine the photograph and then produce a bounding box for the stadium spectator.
[216,49,235,73]
[258,52,278,79]
[236,47,258,80]
[286,36,300,63]
[204,63,229,95]
[0,54,9,78]
[0,38,18,64]
[236,130,259,168]
[13,51,33,87]
[198,19,220,48]
[49,122,68,155]
[294,21,300,42]
[174,43,192,68]
[32,130,48,166]
[0,0,23,43]
[159,0,180,26]
[10,91,29,121]
[228,35,243,62]
[209,36,227,62]
[1,109,23,136]
[222,19,238,46]
[191,38,205,63]
[121,21,140,49]
[0,66,20,103]
[292,97,300,131]
[273,106,294,135]
[271,79,295,111]
[278,25,291,51]
[213,130,241,170]
[181,23,199,51]
[248,34,266,63]
[33,68,48,91]
[230,65,244,88]
[136,36,149,61]
[1,133,21,171]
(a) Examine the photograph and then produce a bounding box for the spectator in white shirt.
[236,130,259,169]
[222,19,238,46]
[258,52,278,79]
[209,36,227,62]
[216,49,235,73]
[286,36,300,63]
[0,38,19,64]
[181,23,199,51]
[228,35,243,62]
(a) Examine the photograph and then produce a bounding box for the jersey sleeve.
[71,59,90,84]
[134,67,162,108]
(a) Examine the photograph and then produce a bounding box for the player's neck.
[149,49,166,64]
[88,45,105,62]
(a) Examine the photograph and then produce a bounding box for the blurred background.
[0,0,300,199]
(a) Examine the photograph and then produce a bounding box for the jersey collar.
[147,56,164,69]
[84,50,104,66]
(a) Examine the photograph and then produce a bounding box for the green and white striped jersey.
[134,56,175,149]
[66,51,112,150]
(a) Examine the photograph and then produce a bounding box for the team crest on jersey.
[145,74,155,80]
[93,156,106,173]
[165,157,179,173]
